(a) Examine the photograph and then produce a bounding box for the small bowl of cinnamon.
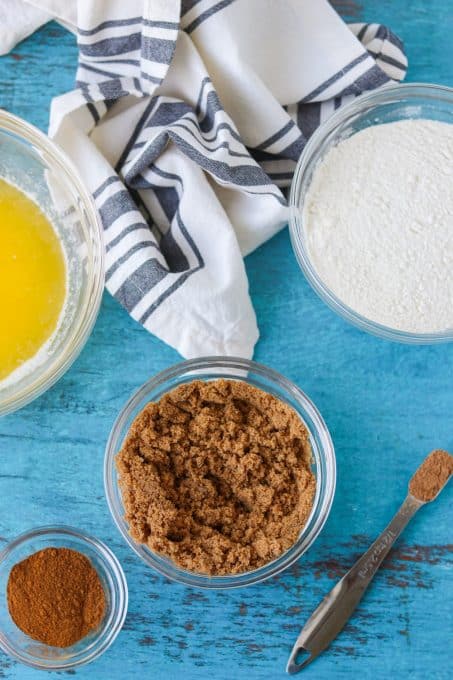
[0,525,128,671]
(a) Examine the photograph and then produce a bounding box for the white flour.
[304,119,453,333]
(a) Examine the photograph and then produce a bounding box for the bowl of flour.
[289,83,453,343]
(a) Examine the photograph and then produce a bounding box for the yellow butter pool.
[0,178,66,382]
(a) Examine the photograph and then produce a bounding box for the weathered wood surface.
[0,2,452,678]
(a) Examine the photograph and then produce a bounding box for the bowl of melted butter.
[0,111,104,415]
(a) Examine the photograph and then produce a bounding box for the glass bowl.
[104,356,336,589]
[289,82,453,344]
[0,526,128,671]
[0,110,104,415]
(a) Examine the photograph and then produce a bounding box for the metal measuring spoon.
[286,449,453,674]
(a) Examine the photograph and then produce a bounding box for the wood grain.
[0,3,452,679]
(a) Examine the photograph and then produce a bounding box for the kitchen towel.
[1,0,407,358]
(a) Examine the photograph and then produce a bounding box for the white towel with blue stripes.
[2,0,407,358]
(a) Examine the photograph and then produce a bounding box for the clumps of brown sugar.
[409,449,453,502]
[116,379,316,575]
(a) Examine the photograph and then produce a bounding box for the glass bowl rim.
[0,524,128,670]
[104,355,336,589]
[0,109,105,415]
[289,81,453,344]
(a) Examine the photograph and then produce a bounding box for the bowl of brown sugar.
[0,526,128,670]
[105,357,336,589]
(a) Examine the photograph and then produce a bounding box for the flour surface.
[304,119,453,333]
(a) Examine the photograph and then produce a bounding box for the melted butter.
[0,178,66,382]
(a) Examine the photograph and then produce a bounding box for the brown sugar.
[116,379,316,575]
[7,547,106,648]
[409,449,453,502]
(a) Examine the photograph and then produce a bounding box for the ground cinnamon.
[409,449,453,502]
[117,378,316,575]
[7,547,106,648]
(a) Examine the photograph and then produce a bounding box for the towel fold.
[0,0,407,358]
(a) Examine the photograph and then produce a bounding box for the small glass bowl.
[289,82,453,343]
[0,526,128,671]
[104,356,336,589]
[0,111,104,415]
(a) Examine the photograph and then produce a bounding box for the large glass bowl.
[0,110,104,415]
[104,356,336,589]
[0,526,128,671]
[289,83,453,343]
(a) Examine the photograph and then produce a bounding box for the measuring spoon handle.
[287,494,423,674]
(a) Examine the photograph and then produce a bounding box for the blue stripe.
[174,210,204,270]
[98,80,130,99]
[169,132,273,186]
[198,90,223,132]
[336,64,389,97]
[86,102,100,123]
[115,97,159,172]
[187,119,243,144]
[160,228,191,273]
[79,81,94,101]
[146,101,193,127]
[106,240,161,281]
[195,76,211,116]
[134,163,204,267]
[142,36,175,64]
[93,176,121,199]
[115,258,169,312]
[255,120,295,151]
[300,52,370,103]
[138,265,200,323]
[143,19,179,30]
[79,33,141,57]
[243,188,287,206]
[127,128,273,188]
[106,222,150,252]
[147,158,285,205]
[356,23,369,42]
[296,102,320,141]
[153,185,178,222]
[79,62,117,79]
[185,0,235,34]
[252,124,303,162]
[171,122,251,159]
[78,17,142,36]
[97,58,140,66]
[139,212,205,324]
[78,82,100,123]
[386,29,405,53]
[367,50,407,71]
[120,167,206,322]
[140,71,162,84]
[267,172,294,180]
[99,190,139,229]
[147,165,183,187]
[181,0,203,15]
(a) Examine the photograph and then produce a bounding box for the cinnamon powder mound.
[116,379,316,575]
[7,547,106,648]
[409,449,453,502]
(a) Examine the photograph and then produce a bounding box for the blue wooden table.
[0,2,452,678]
